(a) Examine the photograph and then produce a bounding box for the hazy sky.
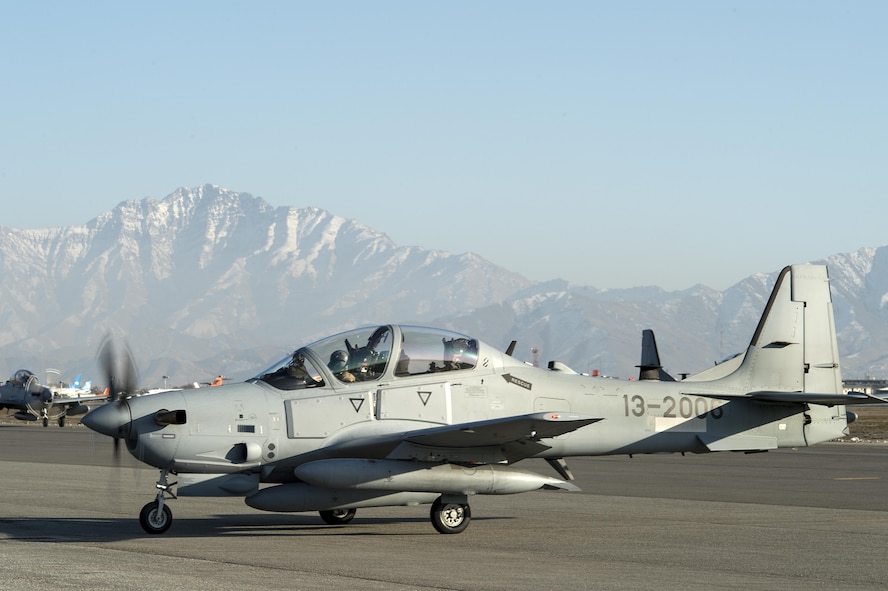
[2,2,886,290]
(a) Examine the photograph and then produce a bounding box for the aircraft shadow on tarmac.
[0,514,508,542]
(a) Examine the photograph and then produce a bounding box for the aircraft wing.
[403,412,600,447]
[302,412,602,467]
[50,394,109,405]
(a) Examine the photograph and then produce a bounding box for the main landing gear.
[38,410,65,427]
[139,469,177,534]
[429,496,471,534]
[315,496,472,533]
[319,508,357,525]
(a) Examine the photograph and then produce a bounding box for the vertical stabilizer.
[721,264,842,394]
[637,329,675,381]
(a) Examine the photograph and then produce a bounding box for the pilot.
[263,352,322,389]
[443,338,478,371]
[12,369,33,386]
[329,350,356,383]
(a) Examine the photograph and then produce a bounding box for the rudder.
[791,265,842,395]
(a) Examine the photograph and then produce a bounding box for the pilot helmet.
[445,338,477,365]
[329,350,348,371]
[14,369,33,384]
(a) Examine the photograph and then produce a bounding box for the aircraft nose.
[81,401,130,439]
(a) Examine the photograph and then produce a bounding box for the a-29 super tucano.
[0,369,106,427]
[83,264,884,535]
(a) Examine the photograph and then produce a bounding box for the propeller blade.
[98,334,140,404]
[96,333,140,454]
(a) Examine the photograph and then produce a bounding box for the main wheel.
[58,415,66,427]
[319,508,357,525]
[430,498,471,534]
[139,500,173,534]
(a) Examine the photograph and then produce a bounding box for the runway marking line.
[833,476,880,481]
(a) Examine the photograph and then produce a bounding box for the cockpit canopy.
[11,369,36,385]
[253,325,479,390]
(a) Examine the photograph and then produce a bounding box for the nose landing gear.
[139,469,177,534]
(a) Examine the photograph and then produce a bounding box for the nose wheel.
[139,500,173,534]
[139,469,177,534]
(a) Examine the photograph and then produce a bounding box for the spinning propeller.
[95,334,140,456]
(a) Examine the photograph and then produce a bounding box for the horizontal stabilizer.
[685,390,885,407]
[747,391,885,406]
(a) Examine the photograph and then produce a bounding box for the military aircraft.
[0,369,107,427]
[82,264,886,535]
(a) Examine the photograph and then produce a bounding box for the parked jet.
[82,265,885,535]
[1,369,107,427]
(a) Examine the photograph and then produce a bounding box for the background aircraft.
[205,375,225,387]
[82,264,885,535]
[0,369,107,427]
[636,328,676,381]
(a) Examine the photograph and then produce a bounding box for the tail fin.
[721,264,842,394]
[637,329,675,381]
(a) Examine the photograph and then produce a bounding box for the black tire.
[319,508,356,525]
[139,501,173,534]
[430,498,471,534]
[42,417,49,428]
[58,416,65,427]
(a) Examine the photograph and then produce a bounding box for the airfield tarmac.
[0,423,886,591]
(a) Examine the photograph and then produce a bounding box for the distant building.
[843,379,888,396]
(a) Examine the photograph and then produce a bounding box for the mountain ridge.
[2,184,886,387]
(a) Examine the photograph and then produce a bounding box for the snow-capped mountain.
[0,185,532,385]
[1,184,886,387]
